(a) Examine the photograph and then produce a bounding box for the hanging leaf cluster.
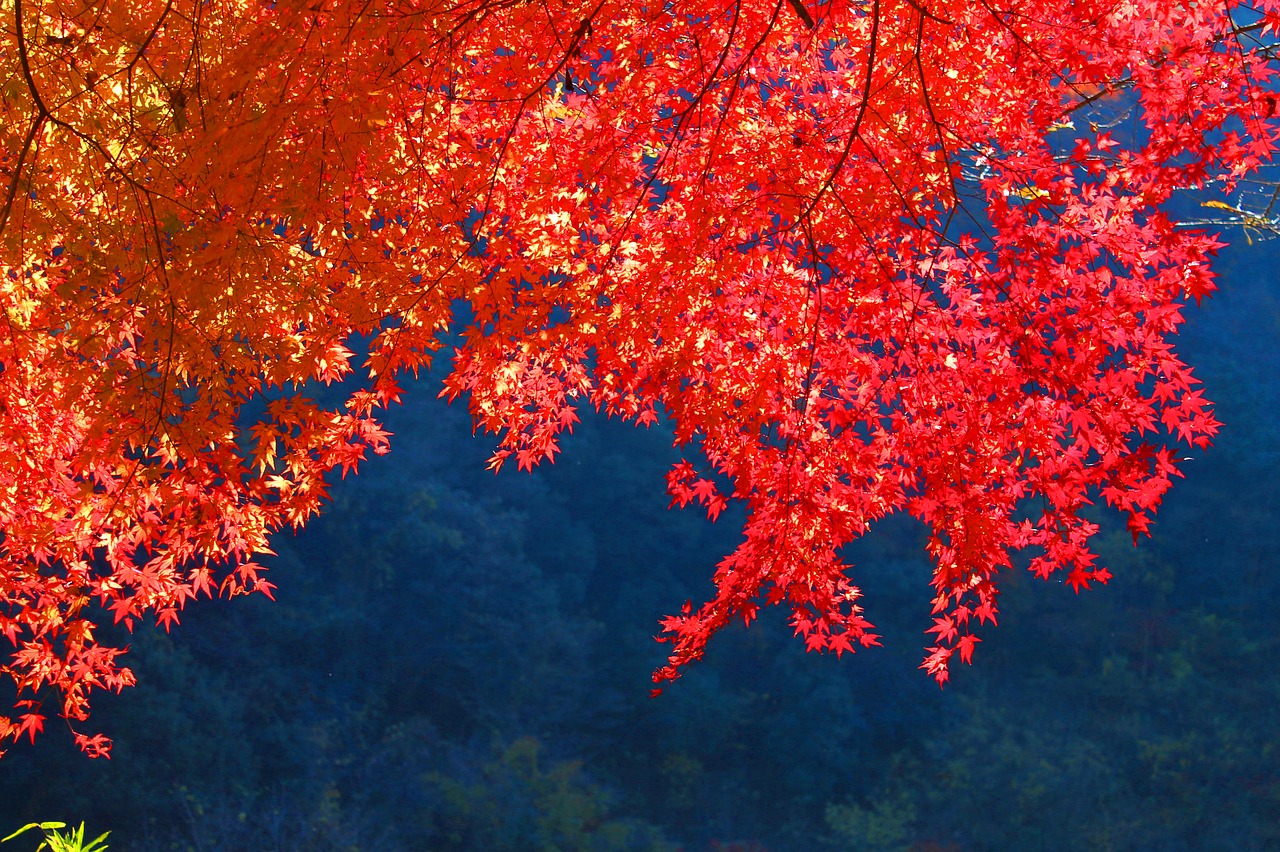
[2,0,1278,753]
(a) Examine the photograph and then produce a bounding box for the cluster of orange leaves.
[1,0,1278,753]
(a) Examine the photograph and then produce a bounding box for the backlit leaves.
[1,0,1278,752]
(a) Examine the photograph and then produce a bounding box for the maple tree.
[1,0,1279,755]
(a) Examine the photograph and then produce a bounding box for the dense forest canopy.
[2,0,1279,753]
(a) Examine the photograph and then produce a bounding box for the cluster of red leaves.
[1,0,1278,752]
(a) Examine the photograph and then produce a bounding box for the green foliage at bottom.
[2,822,109,852]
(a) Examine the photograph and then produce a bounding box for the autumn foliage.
[1,0,1278,753]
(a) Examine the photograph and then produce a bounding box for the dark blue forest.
[0,228,1277,849]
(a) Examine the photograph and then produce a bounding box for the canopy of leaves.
[1,0,1278,752]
